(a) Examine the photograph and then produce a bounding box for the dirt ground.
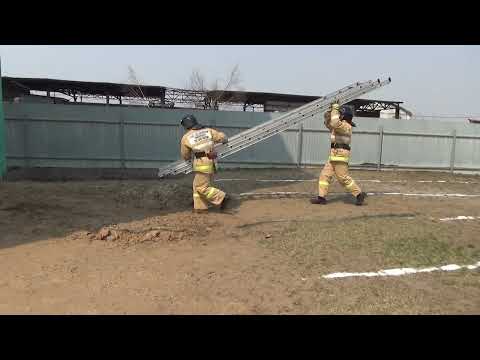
[1,168,480,314]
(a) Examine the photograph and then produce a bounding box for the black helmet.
[339,105,354,121]
[181,114,201,129]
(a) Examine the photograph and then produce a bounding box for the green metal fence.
[0,58,6,178]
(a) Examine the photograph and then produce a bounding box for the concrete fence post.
[450,129,457,174]
[377,125,384,170]
[297,123,303,167]
[119,113,126,169]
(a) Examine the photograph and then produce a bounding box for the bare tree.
[209,64,243,107]
[223,64,242,92]
[187,68,206,91]
[126,65,149,106]
[185,64,244,110]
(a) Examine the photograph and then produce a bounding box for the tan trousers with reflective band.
[318,161,362,197]
[192,172,226,210]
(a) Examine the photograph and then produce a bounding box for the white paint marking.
[440,264,462,271]
[237,191,480,198]
[217,178,479,185]
[439,216,479,222]
[417,267,439,273]
[238,191,312,197]
[368,192,480,198]
[322,261,480,279]
[217,178,315,182]
[256,179,316,183]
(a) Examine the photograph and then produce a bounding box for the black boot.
[193,209,208,214]
[220,195,230,210]
[356,192,367,206]
[310,196,327,205]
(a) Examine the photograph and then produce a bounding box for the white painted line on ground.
[216,178,315,182]
[417,180,447,183]
[238,191,312,197]
[321,261,480,279]
[237,191,480,198]
[370,192,480,197]
[217,178,478,184]
[439,216,480,221]
[256,179,316,182]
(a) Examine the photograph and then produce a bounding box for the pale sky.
[1,45,479,118]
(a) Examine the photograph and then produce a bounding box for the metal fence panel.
[382,133,453,168]
[223,131,298,166]
[5,120,24,159]
[349,132,381,166]
[124,123,181,162]
[300,130,330,165]
[454,138,480,169]
[3,102,480,172]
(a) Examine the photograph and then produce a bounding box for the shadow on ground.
[0,168,317,250]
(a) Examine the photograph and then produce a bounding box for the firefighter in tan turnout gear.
[310,103,367,206]
[180,114,230,212]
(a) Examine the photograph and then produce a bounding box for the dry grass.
[260,215,480,276]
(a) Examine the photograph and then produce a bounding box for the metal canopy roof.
[2,77,166,98]
[2,77,404,117]
[206,89,320,104]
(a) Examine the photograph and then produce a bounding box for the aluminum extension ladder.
[157,77,391,178]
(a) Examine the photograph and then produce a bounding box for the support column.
[119,114,125,169]
[297,124,303,167]
[377,126,384,170]
[450,129,457,174]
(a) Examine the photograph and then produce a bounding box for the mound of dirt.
[91,213,221,248]
[95,226,178,247]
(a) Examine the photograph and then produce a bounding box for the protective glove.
[207,151,218,160]
[330,102,340,111]
[323,110,331,127]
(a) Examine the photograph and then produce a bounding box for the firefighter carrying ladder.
[157,77,392,178]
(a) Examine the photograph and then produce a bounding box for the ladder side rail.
[215,79,389,158]
[222,80,381,147]
[223,81,373,143]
